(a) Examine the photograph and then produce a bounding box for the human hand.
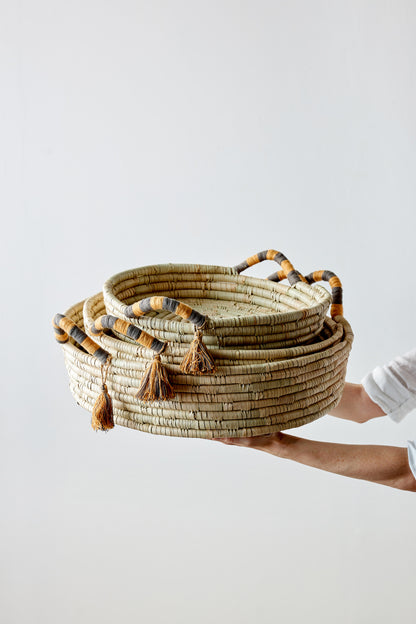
[212,431,290,457]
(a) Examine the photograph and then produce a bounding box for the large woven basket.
[53,250,353,438]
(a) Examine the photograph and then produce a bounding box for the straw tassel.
[136,354,175,401]
[180,329,216,375]
[91,357,114,431]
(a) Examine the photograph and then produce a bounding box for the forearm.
[263,433,415,491]
[329,382,385,423]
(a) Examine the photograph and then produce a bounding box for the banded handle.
[90,315,166,354]
[53,313,111,365]
[124,296,206,329]
[233,249,306,285]
[304,270,343,318]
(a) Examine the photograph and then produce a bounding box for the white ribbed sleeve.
[361,347,416,478]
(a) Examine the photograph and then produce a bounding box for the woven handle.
[53,313,111,365]
[90,315,166,354]
[304,270,343,318]
[233,249,306,285]
[124,296,206,328]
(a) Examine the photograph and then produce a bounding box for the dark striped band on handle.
[52,313,111,365]
[304,270,344,318]
[124,296,206,329]
[90,315,166,355]
[233,249,307,285]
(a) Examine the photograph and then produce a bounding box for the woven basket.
[102,256,334,349]
[53,250,353,438]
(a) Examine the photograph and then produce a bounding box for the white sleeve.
[361,348,416,481]
[407,440,416,480]
[361,347,416,423]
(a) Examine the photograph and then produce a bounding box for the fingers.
[211,435,270,448]
[212,437,247,445]
[210,432,285,450]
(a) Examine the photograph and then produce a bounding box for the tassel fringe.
[91,357,114,431]
[91,383,114,431]
[136,355,175,401]
[180,329,216,375]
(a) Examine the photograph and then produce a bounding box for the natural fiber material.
[91,314,166,354]
[91,358,114,431]
[234,249,307,285]
[102,263,333,346]
[53,250,354,438]
[180,329,216,374]
[91,383,114,431]
[125,296,206,328]
[304,270,343,318]
[136,354,175,401]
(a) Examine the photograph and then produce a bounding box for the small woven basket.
[53,250,353,438]
[102,261,333,349]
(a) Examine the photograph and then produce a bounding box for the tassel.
[180,329,215,375]
[91,357,115,431]
[91,383,114,431]
[136,354,175,401]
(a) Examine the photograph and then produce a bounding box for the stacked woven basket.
[53,250,354,438]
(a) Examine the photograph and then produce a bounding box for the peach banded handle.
[90,315,166,354]
[124,296,206,329]
[304,270,344,318]
[233,249,306,285]
[53,313,111,365]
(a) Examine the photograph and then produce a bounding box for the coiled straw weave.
[53,250,354,438]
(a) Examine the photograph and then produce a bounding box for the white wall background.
[2,1,416,622]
